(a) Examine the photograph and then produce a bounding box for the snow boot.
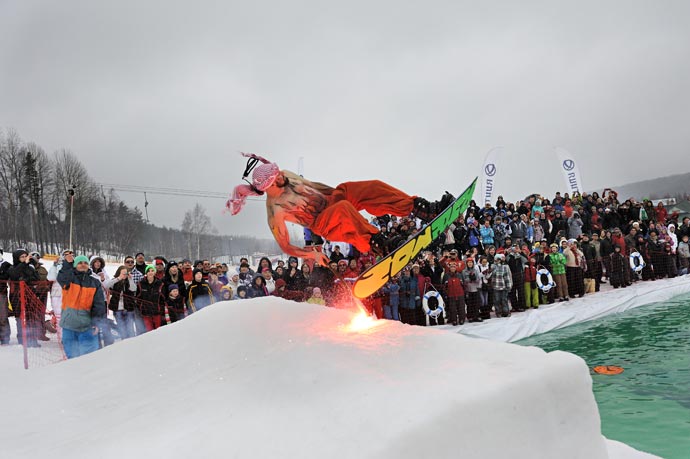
[412,192,455,223]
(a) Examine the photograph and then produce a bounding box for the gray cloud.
[2,0,689,239]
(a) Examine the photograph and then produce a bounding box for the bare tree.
[181,203,213,260]
[0,128,28,245]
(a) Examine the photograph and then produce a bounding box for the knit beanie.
[145,264,155,274]
[168,284,179,292]
[73,255,89,267]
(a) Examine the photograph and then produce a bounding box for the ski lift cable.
[98,183,265,201]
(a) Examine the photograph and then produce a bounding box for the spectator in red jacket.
[443,262,465,326]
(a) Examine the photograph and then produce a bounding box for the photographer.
[103,265,137,339]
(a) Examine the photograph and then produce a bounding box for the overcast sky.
[1,1,689,239]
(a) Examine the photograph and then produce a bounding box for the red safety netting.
[8,281,66,369]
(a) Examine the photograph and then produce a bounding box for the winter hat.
[145,264,155,274]
[135,252,145,258]
[221,284,234,296]
[168,284,179,292]
[193,268,203,277]
[288,256,298,264]
[312,287,322,295]
[411,263,420,269]
[275,278,287,289]
[227,153,280,215]
[73,255,89,267]
[168,261,178,268]
[337,259,348,266]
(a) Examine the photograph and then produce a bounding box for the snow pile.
[1,297,613,459]
[455,275,690,343]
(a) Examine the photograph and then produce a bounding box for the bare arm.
[268,205,329,265]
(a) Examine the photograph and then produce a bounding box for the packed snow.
[1,295,661,458]
[450,275,690,342]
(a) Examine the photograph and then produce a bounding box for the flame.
[347,311,383,332]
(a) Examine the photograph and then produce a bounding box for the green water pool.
[518,296,690,459]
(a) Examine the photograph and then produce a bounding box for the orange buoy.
[593,365,624,375]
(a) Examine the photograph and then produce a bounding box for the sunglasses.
[125,260,134,264]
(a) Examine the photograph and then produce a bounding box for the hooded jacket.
[188,269,214,312]
[136,276,164,316]
[8,249,39,305]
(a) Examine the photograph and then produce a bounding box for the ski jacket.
[57,264,106,332]
[600,238,614,257]
[103,276,137,312]
[524,264,537,283]
[510,220,527,240]
[489,263,513,291]
[383,281,401,307]
[460,265,482,293]
[479,226,495,245]
[443,272,465,298]
[567,214,583,239]
[547,252,567,276]
[165,294,185,315]
[188,280,214,312]
[137,278,164,316]
[611,234,627,255]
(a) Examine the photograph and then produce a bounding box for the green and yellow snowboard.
[353,177,478,299]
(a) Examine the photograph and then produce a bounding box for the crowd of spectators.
[1,188,689,359]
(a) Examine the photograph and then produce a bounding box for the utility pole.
[68,185,76,249]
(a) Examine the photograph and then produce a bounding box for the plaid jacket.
[490,263,513,291]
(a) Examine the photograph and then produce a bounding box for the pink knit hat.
[227,153,280,215]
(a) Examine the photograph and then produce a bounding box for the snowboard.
[352,177,478,299]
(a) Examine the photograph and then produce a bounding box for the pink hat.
[252,162,280,192]
[227,153,280,215]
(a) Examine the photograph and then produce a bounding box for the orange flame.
[347,311,381,332]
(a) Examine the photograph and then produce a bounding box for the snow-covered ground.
[448,275,690,342]
[0,252,671,457]
[0,297,648,458]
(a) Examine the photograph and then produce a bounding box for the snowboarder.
[228,153,453,265]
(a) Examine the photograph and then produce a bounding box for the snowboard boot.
[412,192,455,223]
